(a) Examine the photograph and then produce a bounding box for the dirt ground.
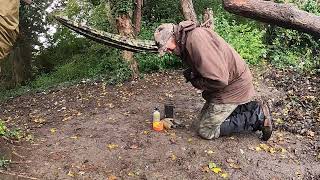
[0,69,319,180]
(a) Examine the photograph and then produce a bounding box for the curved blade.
[54,15,159,53]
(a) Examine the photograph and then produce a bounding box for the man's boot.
[259,101,272,141]
[219,101,273,141]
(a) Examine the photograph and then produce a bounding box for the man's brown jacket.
[175,21,255,104]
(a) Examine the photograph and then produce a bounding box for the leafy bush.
[136,53,182,73]
[265,0,320,71]
[32,43,132,89]
[214,8,266,65]
[0,157,11,169]
[0,120,22,140]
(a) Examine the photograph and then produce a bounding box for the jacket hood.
[174,21,197,53]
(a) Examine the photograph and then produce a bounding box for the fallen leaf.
[171,154,177,161]
[275,118,284,125]
[128,172,135,176]
[226,159,235,163]
[255,147,262,152]
[259,144,270,151]
[307,130,315,137]
[107,144,119,150]
[221,173,229,179]
[202,166,210,173]
[63,116,72,122]
[34,117,46,123]
[70,136,78,139]
[108,175,117,180]
[169,138,176,144]
[208,162,217,169]
[240,149,244,154]
[212,167,222,174]
[206,150,214,155]
[296,171,301,177]
[129,144,139,149]
[67,171,75,177]
[50,128,57,133]
[229,162,241,169]
[280,148,287,153]
[187,138,193,143]
[143,131,149,135]
[269,148,277,154]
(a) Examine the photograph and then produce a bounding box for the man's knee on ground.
[197,126,220,140]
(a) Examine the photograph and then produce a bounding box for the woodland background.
[0,0,319,99]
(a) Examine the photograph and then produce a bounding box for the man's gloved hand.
[183,68,195,82]
[202,90,213,101]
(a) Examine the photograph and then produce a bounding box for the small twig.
[1,136,14,144]
[12,151,26,159]
[1,136,20,144]
[0,170,38,180]
[10,160,32,164]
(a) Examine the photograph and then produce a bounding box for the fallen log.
[223,0,320,37]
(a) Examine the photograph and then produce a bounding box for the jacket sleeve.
[185,28,229,90]
[190,76,228,91]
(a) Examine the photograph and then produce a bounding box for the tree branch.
[223,0,320,37]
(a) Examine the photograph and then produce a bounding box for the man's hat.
[154,23,175,56]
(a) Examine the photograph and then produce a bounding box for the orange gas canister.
[152,107,163,131]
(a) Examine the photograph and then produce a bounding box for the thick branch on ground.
[180,0,198,23]
[223,0,320,37]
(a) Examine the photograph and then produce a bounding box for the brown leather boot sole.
[259,100,273,141]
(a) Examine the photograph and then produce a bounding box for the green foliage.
[88,2,112,30]
[214,6,266,65]
[216,20,266,64]
[143,0,183,23]
[1,0,320,101]
[0,120,7,136]
[32,43,132,89]
[0,158,11,169]
[265,0,320,71]
[136,53,182,73]
[111,0,133,15]
[0,120,22,140]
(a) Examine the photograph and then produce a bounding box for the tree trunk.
[202,8,214,29]
[133,0,143,35]
[180,0,198,23]
[223,0,320,37]
[11,38,32,86]
[116,14,139,79]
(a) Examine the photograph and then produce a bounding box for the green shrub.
[265,0,320,71]
[215,14,266,65]
[0,158,11,169]
[32,44,132,89]
[0,120,22,140]
[136,53,182,73]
